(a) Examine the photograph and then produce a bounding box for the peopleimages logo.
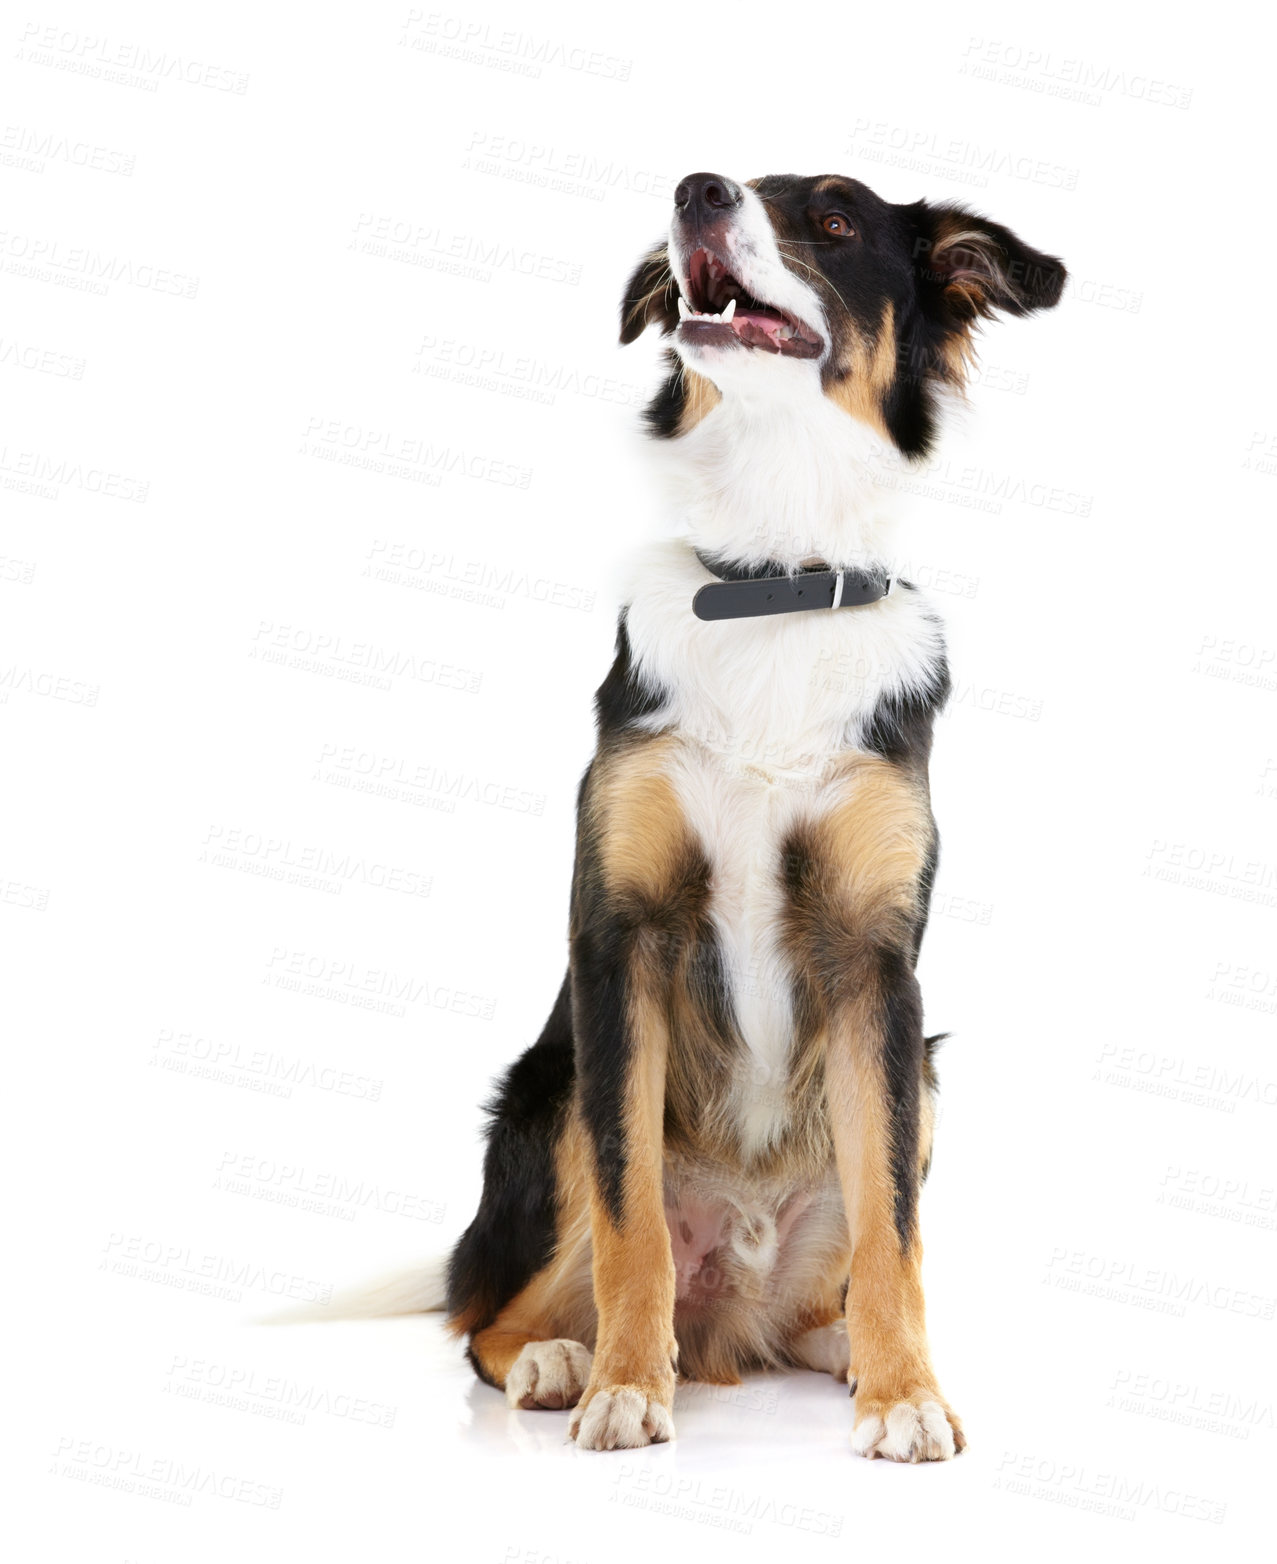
[0,229,198,296]
[17,24,251,93]
[848,118,1079,189]
[399,11,633,81]
[993,1453,1224,1524]
[151,1027,384,1103]
[959,37,1193,109]
[99,1233,333,1306]
[51,1435,281,1509]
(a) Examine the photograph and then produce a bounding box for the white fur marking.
[569,1389,675,1451]
[626,545,945,770]
[853,1399,956,1462]
[505,1339,592,1410]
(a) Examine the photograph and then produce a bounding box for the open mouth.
[677,247,822,360]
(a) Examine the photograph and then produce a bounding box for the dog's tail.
[258,1255,449,1326]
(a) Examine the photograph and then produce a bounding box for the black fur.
[568,902,636,1225]
[594,611,668,736]
[908,201,1066,318]
[912,834,940,968]
[644,351,695,440]
[860,600,951,768]
[877,946,926,1246]
[619,246,676,345]
[444,975,575,1334]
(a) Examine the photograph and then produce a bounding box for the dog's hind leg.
[465,1127,599,1409]
[471,1321,594,1411]
[789,1318,851,1381]
[447,977,603,1410]
[785,1292,853,1383]
[779,1257,853,1382]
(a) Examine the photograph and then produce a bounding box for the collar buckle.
[691,552,894,623]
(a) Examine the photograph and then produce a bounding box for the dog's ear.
[619,243,678,344]
[911,203,1066,327]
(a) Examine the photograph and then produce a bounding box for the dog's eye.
[822,213,855,237]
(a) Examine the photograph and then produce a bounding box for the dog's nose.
[674,172,743,223]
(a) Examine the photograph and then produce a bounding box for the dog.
[445,171,1065,1460]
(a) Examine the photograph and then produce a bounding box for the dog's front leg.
[784,768,964,1462]
[565,750,691,1450]
[825,948,964,1461]
[566,920,678,1450]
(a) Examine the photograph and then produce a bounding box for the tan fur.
[933,223,1012,297]
[782,756,933,1127]
[816,753,932,934]
[663,964,741,1164]
[468,1327,538,1387]
[825,1012,962,1448]
[676,366,721,435]
[588,736,690,900]
[445,1289,487,1339]
[578,964,679,1417]
[824,301,898,442]
[621,248,674,341]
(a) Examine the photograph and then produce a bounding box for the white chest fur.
[625,541,945,770]
[665,744,826,1156]
[623,545,946,1156]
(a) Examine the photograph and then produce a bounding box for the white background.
[5,2,1275,1559]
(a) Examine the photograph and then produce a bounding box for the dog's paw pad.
[505,1339,593,1410]
[852,1397,962,1462]
[568,1387,674,1450]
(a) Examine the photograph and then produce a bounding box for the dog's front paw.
[568,1385,674,1451]
[505,1339,593,1410]
[851,1392,964,1463]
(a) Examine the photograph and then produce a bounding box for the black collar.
[692,549,891,622]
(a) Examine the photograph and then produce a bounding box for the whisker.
[624,265,677,331]
[775,243,851,314]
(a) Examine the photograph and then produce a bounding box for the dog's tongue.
[731,311,788,352]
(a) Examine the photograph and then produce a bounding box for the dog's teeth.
[721,298,736,322]
[677,296,691,320]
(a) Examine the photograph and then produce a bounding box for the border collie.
[445,171,1065,1460]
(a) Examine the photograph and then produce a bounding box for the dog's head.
[620,171,1066,457]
